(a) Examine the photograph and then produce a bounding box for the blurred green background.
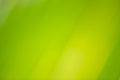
[0,0,120,80]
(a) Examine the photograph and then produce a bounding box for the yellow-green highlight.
[0,0,120,80]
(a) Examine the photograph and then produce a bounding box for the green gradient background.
[0,0,120,80]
